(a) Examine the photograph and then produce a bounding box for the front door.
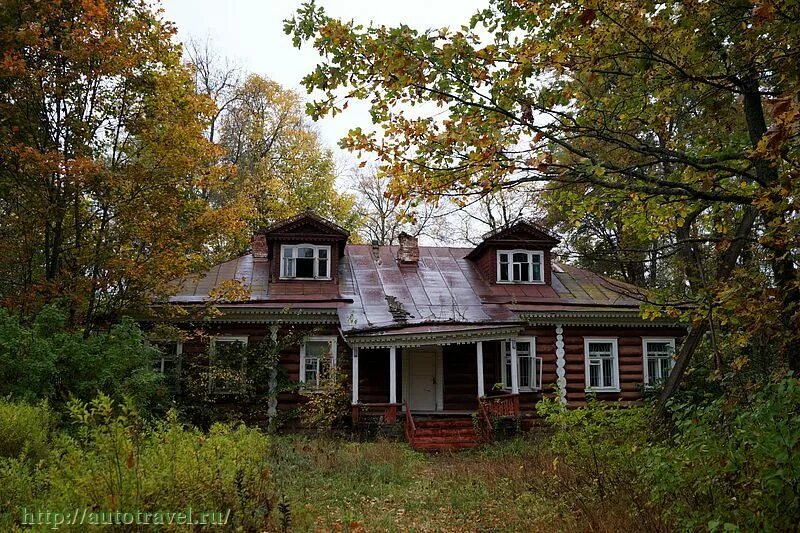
[404,346,441,411]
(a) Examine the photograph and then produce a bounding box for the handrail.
[481,392,521,417]
[402,400,416,443]
[477,396,493,442]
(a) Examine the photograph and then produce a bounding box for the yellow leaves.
[731,355,749,371]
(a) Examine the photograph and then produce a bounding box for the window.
[497,250,544,283]
[300,336,337,389]
[584,338,619,392]
[280,244,330,279]
[209,336,248,394]
[501,337,541,391]
[151,340,182,391]
[643,338,676,388]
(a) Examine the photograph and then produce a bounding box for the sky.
[159,0,487,168]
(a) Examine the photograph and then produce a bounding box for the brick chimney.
[397,232,419,264]
[251,233,268,260]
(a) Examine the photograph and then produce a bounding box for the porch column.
[389,346,397,403]
[351,346,359,405]
[476,341,485,397]
[510,339,520,394]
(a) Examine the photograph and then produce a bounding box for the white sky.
[159,0,487,168]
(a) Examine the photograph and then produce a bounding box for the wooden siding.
[171,322,685,418]
[177,323,345,415]
[561,326,687,405]
[432,325,684,412]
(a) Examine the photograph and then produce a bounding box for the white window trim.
[584,337,620,393]
[209,335,249,395]
[299,335,338,390]
[153,340,182,373]
[501,337,542,392]
[496,249,545,284]
[279,243,332,280]
[642,337,676,389]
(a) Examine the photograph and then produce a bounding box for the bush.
[535,397,669,531]
[0,307,167,416]
[535,377,800,532]
[646,376,800,531]
[0,394,275,531]
[0,399,53,463]
[300,363,350,434]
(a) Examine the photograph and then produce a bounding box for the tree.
[219,74,359,231]
[351,163,451,245]
[455,184,542,245]
[0,0,247,330]
[184,43,360,234]
[286,1,800,392]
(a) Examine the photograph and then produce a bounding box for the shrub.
[0,307,167,416]
[0,399,53,463]
[646,376,800,531]
[535,397,669,532]
[300,363,350,434]
[0,394,275,531]
[176,329,303,430]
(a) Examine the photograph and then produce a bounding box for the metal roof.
[164,244,646,330]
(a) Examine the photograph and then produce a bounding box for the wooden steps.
[408,417,481,452]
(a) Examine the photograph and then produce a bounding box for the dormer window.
[497,250,544,283]
[281,244,330,279]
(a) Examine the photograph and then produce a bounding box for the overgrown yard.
[270,436,574,532]
[1,380,798,531]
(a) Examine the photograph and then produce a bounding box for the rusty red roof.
[164,243,645,330]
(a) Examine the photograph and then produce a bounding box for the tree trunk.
[656,205,758,417]
[741,75,800,372]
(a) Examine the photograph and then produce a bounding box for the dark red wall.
[472,245,553,286]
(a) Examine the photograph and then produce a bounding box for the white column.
[351,346,359,405]
[510,339,520,394]
[476,341,485,397]
[555,325,567,405]
[389,346,397,403]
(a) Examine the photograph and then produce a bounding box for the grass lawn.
[268,435,576,532]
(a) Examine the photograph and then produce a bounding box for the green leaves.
[287,0,800,374]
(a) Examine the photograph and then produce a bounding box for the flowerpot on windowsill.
[485,388,515,398]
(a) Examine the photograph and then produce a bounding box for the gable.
[465,221,559,261]
[484,223,559,246]
[261,211,350,266]
[262,210,349,239]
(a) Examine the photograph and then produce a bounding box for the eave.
[344,323,526,349]
[146,304,341,325]
[518,309,686,328]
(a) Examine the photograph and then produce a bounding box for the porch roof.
[344,322,524,349]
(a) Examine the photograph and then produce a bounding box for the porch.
[348,326,547,445]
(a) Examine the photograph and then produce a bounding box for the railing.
[479,392,521,418]
[477,396,493,442]
[351,403,402,424]
[403,400,416,444]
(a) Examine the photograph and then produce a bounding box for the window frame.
[150,339,183,392]
[642,337,676,389]
[208,335,249,395]
[500,337,542,392]
[299,335,338,390]
[584,337,620,393]
[496,249,545,284]
[279,243,332,280]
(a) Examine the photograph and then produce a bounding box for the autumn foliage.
[0,0,254,329]
[286,0,800,380]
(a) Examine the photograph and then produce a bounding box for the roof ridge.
[261,210,350,236]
